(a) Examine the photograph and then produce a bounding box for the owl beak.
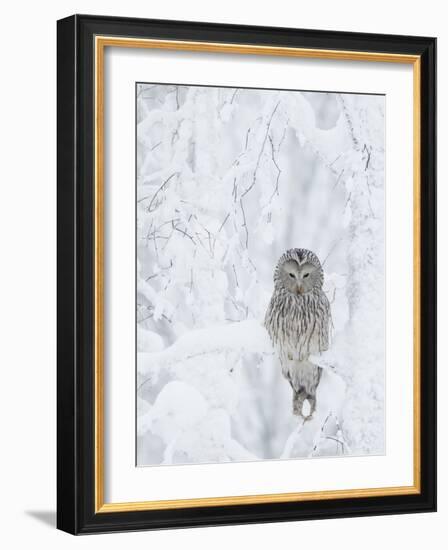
[297,285,304,295]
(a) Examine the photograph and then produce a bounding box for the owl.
[264,248,332,419]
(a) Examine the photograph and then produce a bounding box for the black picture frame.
[57,14,436,535]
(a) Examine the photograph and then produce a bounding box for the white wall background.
[0,1,443,547]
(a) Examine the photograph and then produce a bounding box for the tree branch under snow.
[138,320,273,383]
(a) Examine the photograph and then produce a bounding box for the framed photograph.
[57,14,436,534]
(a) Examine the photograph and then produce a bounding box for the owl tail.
[289,364,322,419]
[292,389,316,419]
[286,360,322,394]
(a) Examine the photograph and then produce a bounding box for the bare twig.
[218,213,230,233]
[326,435,345,449]
[230,89,239,104]
[365,174,372,195]
[154,218,181,232]
[340,96,359,149]
[277,120,289,151]
[322,238,342,267]
[267,135,282,201]
[244,128,251,150]
[241,101,281,199]
[330,153,341,167]
[363,143,371,171]
[152,232,158,259]
[194,232,213,258]
[332,169,345,191]
[138,310,172,325]
[280,418,307,459]
[150,141,162,151]
[138,172,179,211]
[137,84,158,98]
[232,264,239,287]
[226,294,246,315]
[344,192,352,209]
[240,199,249,248]
[232,178,237,202]
[310,412,333,456]
[174,226,195,243]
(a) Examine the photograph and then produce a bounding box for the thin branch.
[240,199,249,248]
[326,436,346,448]
[322,238,342,267]
[330,153,341,167]
[137,310,172,325]
[232,178,237,202]
[277,119,289,151]
[232,264,239,287]
[310,412,333,456]
[332,169,345,191]
[363,143,371,171]
[226,294,246,315]
[154,218,180,232]
[194,232,213,257]
[218,213,230,233]
[137,84,158,98]
[267,134,282,200]
[152,231,158,259]
[280,418,307,459]
[174,226,195,243]
[344,192,352,209]
[150,141,162,151]
[340,95,359,149]
[244,128,251,150]
[241,101,281,198]
[138,345,241,393]
[138,172,179,212]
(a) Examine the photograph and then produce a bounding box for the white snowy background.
[136,83,385,466]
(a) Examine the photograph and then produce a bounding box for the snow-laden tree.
[136,84,385,465]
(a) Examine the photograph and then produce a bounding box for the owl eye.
[289,273,295,279]
[303,273,310,278]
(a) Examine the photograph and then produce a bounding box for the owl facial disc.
[280,260,317,295]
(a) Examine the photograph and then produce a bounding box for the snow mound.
[138,319,272,374]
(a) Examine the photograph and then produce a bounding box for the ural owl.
[264,248,332,419]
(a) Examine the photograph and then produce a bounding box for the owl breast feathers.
[264,248,331,364]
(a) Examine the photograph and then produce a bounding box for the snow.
[136,83,385,466]
[138,320,272,371]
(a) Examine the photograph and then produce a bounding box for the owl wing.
[315,291,332,352]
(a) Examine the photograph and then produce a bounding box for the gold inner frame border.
[94,35,421,513]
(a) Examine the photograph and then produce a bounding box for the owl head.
[274,248,324,295]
